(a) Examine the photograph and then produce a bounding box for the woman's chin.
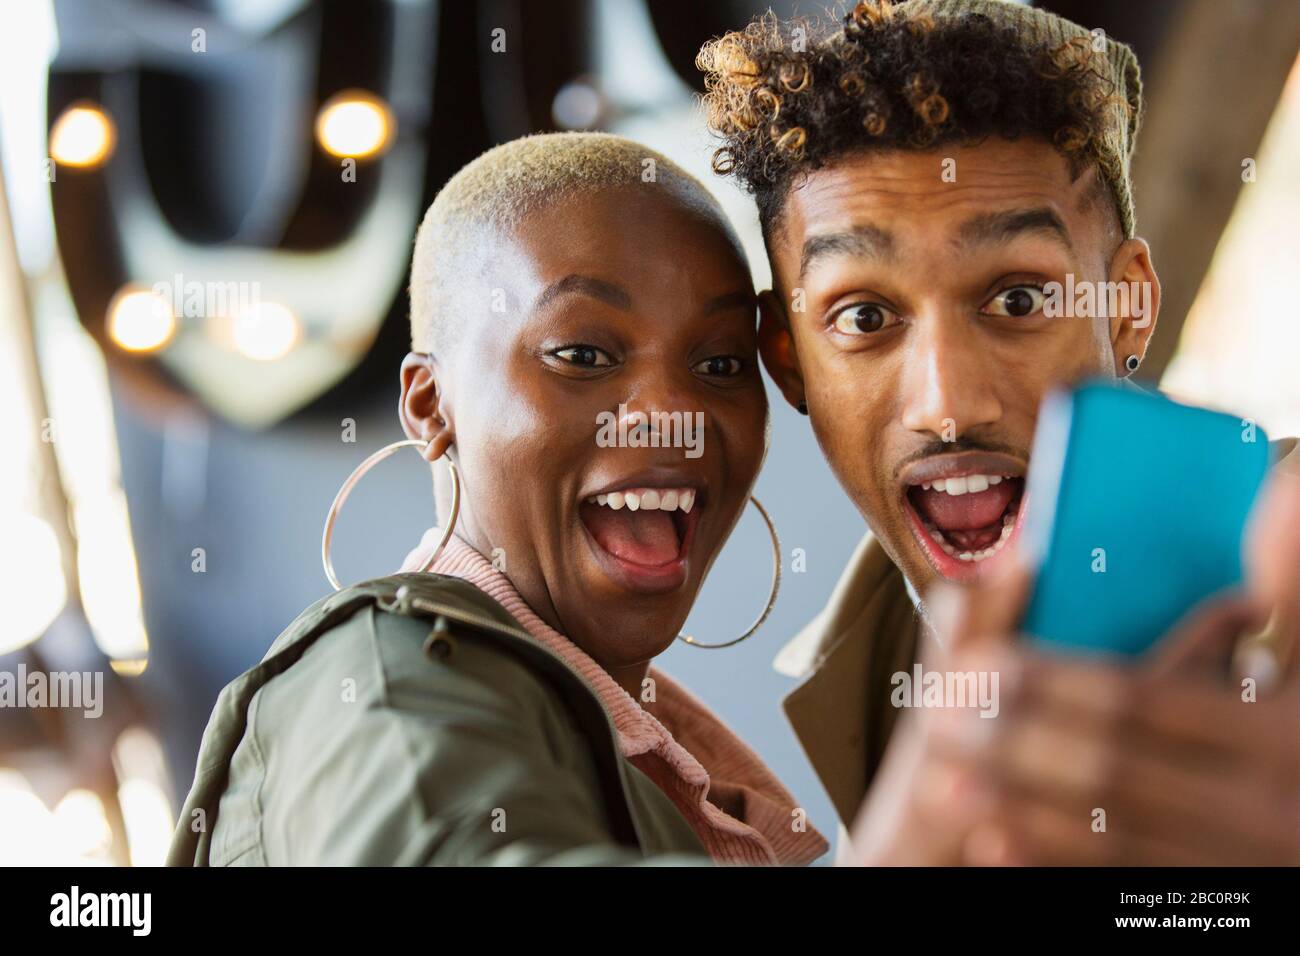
[566,549,695,655]
[566,608,685,671]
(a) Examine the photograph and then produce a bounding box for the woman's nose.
[604,372,708,456]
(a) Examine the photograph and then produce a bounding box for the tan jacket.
[776,436,1300,834]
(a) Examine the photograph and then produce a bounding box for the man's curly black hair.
[698,0,1133,238]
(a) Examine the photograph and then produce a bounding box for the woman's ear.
[399,351,454,461]
[1107,237,1161,376]
[757,290,808,413]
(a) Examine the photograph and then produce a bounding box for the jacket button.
[423,615,456,661]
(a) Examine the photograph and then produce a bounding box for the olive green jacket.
[167,573,709,865]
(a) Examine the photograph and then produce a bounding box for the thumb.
[1145,591,1269,680]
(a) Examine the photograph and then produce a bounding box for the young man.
[701,0,1300,863]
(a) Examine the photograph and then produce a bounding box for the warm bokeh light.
[0,771,58,866]
[231,301,300,361]
[315,90,394,158]
[0,510,66,654]
[0,772,114,866]
[54,789,114,860]
[114,728,175,867]
[75,491,150,663]
[107,286,176,353]
[49,102,116,168]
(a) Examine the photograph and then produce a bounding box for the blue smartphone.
[1019,381,1269,657]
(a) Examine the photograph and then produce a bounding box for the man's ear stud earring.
[797,400,809,415]
[1124,354,1141,374]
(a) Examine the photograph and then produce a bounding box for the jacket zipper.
[379,585,537,645]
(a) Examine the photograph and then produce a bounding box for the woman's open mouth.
[901,465,1026,582]
[579,485,703,594]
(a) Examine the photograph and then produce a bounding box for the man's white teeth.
[920,474,1006,495]
[585,487,696,513]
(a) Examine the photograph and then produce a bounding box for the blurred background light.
[552,77,604,130]
[107,286,176,353]
[314,90,394,159]
[231,300,300,361]
[48,102,115,168]
[54,788,115,861]
[0,770,62,866]
[0,511,66,654]
[74,489,150,665]
[113,727,174,867]
[0,771,115,866]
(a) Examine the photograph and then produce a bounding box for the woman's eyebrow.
[532,273,632,313]
[703,289,758,315]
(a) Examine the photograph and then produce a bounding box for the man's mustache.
[891,436,1029,482]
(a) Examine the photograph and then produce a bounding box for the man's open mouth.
[900,454,1027,580]
[579,485,703,593]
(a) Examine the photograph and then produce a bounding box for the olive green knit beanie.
[902,0,1144,237]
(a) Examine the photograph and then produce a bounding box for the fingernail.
[1238,642,1280,691]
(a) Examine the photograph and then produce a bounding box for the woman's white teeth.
[921,474,1006,495]
[585,488,696,513]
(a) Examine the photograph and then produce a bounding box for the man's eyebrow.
[955,208,1073,252]
[799,223,895,278]
[532,274,632,313]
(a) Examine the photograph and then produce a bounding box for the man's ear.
[758,289,807,413]
[399,351,454,461]
[1106,237,1161,376]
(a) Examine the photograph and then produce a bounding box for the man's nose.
[899,314,1002,441]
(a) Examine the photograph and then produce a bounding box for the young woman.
[167,133,828,866]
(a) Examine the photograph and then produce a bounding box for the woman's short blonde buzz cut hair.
[408,132,740,354]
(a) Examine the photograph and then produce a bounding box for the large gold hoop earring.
[321,438,461,591]
[677,494,781,649]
